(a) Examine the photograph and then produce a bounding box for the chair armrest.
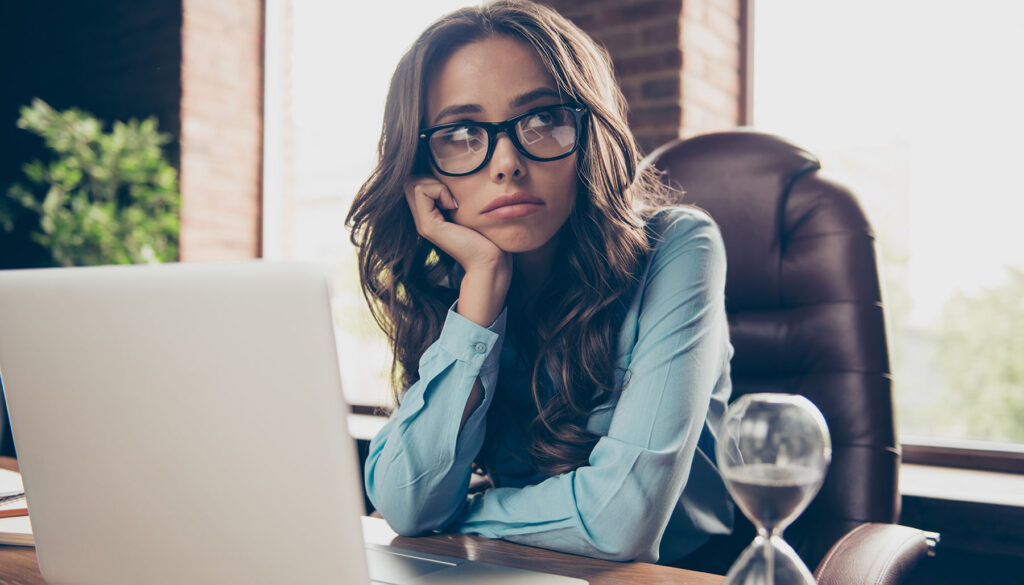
[814,523,938,585]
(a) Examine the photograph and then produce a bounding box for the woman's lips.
[484,203,544,219]
[481,192,545,219]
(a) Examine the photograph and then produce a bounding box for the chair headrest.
[643,130,821,309]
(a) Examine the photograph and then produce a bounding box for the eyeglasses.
[419,104,588,177]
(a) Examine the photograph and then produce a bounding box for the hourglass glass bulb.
[725,463,823,536]
[716,394,831,585]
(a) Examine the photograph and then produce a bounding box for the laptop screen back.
[0,262,370,585]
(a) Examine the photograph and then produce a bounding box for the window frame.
[902,439,1024,474]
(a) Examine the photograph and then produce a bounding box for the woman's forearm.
[456,259,512,327]
[365,306,506,535]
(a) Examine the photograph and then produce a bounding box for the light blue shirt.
[364,207,734,563]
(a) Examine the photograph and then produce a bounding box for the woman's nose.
[488,132,527,182]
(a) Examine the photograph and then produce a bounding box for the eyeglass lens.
[428,107,578,175]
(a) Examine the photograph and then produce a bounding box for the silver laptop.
[0,262,584,585]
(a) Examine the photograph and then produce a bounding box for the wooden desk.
[0,457,723,585]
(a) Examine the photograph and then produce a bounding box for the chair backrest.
[644,130,901,569]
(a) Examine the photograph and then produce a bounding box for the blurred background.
[278,0,1024,449]
[1,0,1021,581]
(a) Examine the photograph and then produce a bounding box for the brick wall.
[679,0,745,137]
[179,0,264,261]
[539,0,746,153]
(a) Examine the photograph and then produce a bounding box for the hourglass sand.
[716,393,832,585]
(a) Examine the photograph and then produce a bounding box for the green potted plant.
[0,98,180,266]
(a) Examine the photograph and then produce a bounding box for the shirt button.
[473,342,487,354]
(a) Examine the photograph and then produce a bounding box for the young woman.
[346,0,733,564]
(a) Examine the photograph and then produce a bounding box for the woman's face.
[424,35,578,255]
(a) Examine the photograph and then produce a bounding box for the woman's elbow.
[379,510,438,537]
[372,492,463,537]
[590,535,657,562]
[584,508,664,562]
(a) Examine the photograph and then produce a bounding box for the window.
[263,1,470,409]
[752,0,1024,451]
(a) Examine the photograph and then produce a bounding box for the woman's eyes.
[439,125,484,143]
[525,111,555,128]
[435,109,564,142]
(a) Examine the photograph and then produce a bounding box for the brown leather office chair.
[644,130,936,584]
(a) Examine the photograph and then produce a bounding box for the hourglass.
[716,393,832,585]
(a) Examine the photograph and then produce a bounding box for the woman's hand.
[404,176,505,271]
[404,176,511,326]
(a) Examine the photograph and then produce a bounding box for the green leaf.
[4,98,180,266]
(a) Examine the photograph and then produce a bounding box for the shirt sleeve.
[450,212,732,563]
[363,304,506,536]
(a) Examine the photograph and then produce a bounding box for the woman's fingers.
[404,177,458,241]
[440,188,458,211]
[421,180,457,210]
[405,177,456,210]
[406,182,439,222]
[402,176,507,274]
[405,178,456,233]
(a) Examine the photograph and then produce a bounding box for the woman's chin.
[488,231,561,258]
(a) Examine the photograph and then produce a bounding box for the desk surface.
[0,457,723,585]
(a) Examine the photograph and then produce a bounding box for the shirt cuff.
[439,301,506,373]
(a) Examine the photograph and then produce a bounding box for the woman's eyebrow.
[430,87,562,125]
[510,87,561,108]
[432,104,482,125]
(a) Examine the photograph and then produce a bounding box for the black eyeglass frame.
[418,104,589,177]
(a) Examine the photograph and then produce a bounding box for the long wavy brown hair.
[346,0,667,476]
